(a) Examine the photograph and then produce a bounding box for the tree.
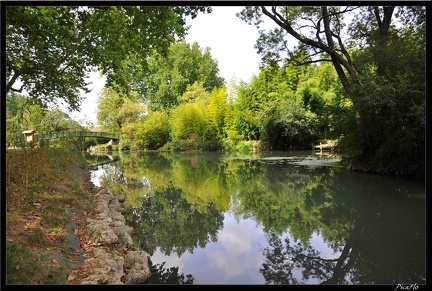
[137,41,224,111]
[37,109,84,133]
[239,6,425,177]
[206,86,229,138]
[344,6,425,176]
[118,97,147,142]
[170,102,208,142]
[96,87,146,141]
[96,87,124,132]
[180,81,211,105]
[135,111,171,150]
[6,93,32,147]
[231,81,262,141]
[6,92,85,148]
[6,6,211,110]
[237,6,403,116]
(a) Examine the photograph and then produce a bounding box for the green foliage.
[119,139,132,151]
[258,98,317,150]
[180,81,212,105]
[135,111,171,150]
[342,8,425,177]
[170,102,208,141]
[6,93,87,148]
[6,6,88,110]
[164,139,198,152]
[6,93,29,148]
[230,82,261,141]
[229,64,325,150]
[206,86,229,138]
[38,110,84,132]
[96,88,146,140]
[6,6,211,110]
[96,87,125,132]
[238,6,360,97]
[237,5,425,177]
[296,78,324,113]
[118,96,147,143]
[138,41,224,111]
[345,72,425,177]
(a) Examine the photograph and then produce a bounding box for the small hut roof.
[22,130,36,134]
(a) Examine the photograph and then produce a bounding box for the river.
[88,150,425,285]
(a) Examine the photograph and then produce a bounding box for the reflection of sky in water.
[310,232,341,261]
[89,153,425,284]
[88,161,343,284]
[149,213,340,285]
[151,213,267,284]
[90,167,104,187]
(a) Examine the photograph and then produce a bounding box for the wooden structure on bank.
[22,130,36,147]
[313,140,336,151]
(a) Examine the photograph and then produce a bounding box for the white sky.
[68,6,275,126]
[185,6,269,84]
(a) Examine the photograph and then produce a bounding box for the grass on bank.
[5,144,91,284]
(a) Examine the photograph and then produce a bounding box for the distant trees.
[116,45,354,153]
[7,5,424,178]
[135,111,171,150]
[230,63,338,150]
[137,42,225,111]
[96,87,146,150]
[5,93,84,148]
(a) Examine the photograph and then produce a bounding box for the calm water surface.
[89,151,425,285]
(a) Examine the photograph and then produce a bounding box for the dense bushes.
[135,111,172,150]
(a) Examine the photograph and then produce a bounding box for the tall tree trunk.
[373,6,395,76]
[374,6,395,45]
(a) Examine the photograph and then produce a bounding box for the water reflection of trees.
[144,259,194,285]
[126,183,224,256]
[100,152,425,284]
[261,232,332,284]
[228,159,326,243]
[258,170,425,284]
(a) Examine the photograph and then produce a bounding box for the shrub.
[135,111,171,150]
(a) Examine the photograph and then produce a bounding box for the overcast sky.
[68,6,275,125]
[185,6,268,83]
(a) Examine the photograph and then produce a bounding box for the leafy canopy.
[6,5,211,110]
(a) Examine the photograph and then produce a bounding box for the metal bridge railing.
[34,131,120,141]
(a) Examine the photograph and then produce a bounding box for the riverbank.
[5,148,151,285]
[75,183,151,284]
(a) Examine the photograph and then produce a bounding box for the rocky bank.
[77,185,151,284]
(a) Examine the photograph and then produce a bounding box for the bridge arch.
[34,131,120,142]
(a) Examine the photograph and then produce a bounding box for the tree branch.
[291,58,333,67]
[6,72,22,93]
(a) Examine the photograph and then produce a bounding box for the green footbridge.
[34,131,120,142]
